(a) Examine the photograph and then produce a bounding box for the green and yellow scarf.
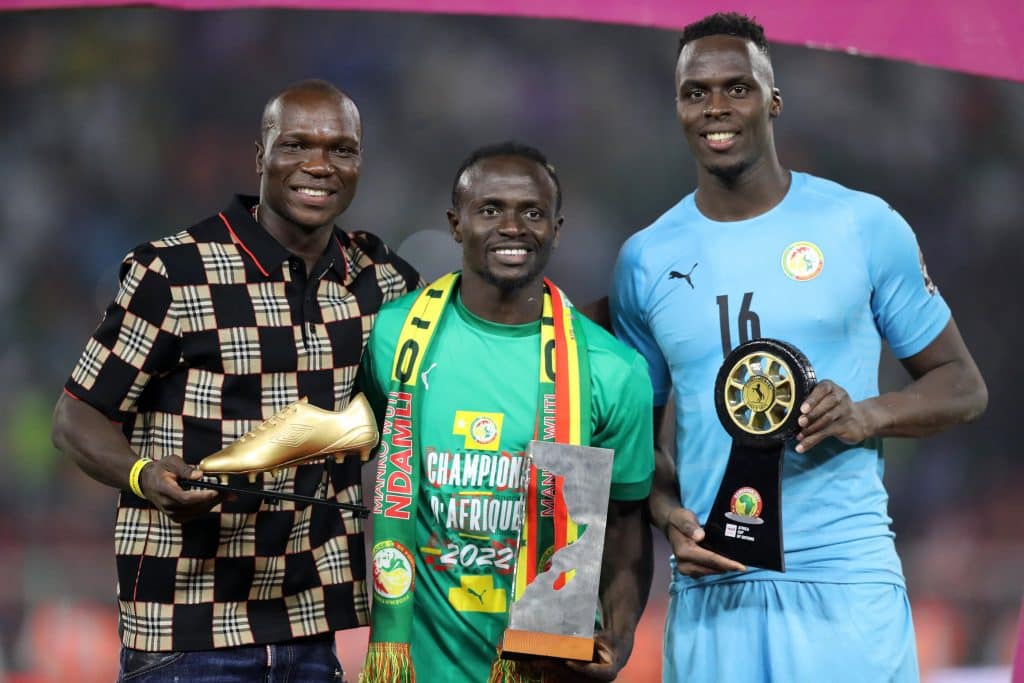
[360,272,591,683]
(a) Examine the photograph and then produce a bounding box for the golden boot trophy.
[182,394,378,515]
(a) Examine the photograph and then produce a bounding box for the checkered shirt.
[65,195,420,651]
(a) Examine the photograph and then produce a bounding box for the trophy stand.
[180,475,370,517]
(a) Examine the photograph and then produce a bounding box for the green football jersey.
[361,291,653,682]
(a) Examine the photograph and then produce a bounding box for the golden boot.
[198,393,378,477]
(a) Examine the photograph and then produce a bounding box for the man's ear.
[553,215,564,248]
[256,141,265,174]
[447,208,462,243]
[770,88,783,119]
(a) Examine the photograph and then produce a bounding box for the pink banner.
[5,0,1023,83]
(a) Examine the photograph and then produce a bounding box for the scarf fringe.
[486,650,545,683]
[359,642,415,683]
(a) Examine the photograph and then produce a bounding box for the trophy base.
[700,443,784,572]
[500,629,594,661]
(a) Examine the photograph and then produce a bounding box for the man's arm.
[648,404,746,578]
[796,320,987,452]
[52,392,220,522]
[558,498,651,681]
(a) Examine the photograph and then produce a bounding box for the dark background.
[0,8,1020,681]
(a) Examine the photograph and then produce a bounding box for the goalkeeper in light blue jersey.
[609,12,988,683]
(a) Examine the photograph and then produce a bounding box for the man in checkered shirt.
[51,79,420,682]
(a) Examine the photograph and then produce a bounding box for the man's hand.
[138,456,223,523]
[563,631,628,681]
[522,631,628,682]
[663,506,746,577]
[794,380,876,453]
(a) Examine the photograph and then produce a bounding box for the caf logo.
[725,486,764,525]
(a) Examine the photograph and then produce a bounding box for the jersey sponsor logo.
[725,486,764,525]
[668,262,699,289]
[421,362,438,390]
[781,241,824,281]
[371,540,415,603]
[918,249,938,295]
[448,575,508,613]
[453,410,504,451]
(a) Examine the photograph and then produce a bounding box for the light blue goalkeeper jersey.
[611,171,950,588]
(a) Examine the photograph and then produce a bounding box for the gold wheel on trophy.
[714,339,816,449]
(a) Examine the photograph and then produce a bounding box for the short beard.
[477,269,537,292]
[706,159,751,185]
[472,259,547,293]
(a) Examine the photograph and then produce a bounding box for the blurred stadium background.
[0,8,1021,682]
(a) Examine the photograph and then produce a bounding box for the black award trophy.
[700,339,816,571]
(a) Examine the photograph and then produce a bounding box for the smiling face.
[256,87,361,234]
[448,155,562,293]
[675,34,782,182]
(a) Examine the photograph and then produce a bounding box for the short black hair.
[678,12,769,56]
[451,141,562,211]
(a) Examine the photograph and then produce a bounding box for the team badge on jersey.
[372,540,414,603]
[918,248,938,295]
[725,486,764,524]
[453,410,504,451]
[781,241,824,281]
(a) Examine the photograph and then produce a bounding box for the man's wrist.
[648,493,676,535]
[128,457,153,499]
[857,396,891,439]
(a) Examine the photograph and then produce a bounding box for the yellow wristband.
[128,457,153,499]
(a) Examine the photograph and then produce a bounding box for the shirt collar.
[218,195,350,281]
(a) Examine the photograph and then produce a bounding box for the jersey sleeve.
[592,350,654,502]
[862,200,951,359]
[64,248,183,421]
[610,235,672,406]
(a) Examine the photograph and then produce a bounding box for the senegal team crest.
[725,486,764,524]
[470,417,498,445]
[372,541,414,603]
[453,410,504,451]
[781,241,824,281]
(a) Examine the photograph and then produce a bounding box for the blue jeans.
[117,636,344,682]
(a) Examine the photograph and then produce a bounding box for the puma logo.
[421,362,438,390]
[466,586,488,604]
[669,263,698,289]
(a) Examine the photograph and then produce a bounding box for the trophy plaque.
[500,440,614,662]
[700,339,816,571]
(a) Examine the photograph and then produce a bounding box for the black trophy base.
[700,443,784,572]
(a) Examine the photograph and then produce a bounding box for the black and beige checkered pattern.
[66,195,420,651]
